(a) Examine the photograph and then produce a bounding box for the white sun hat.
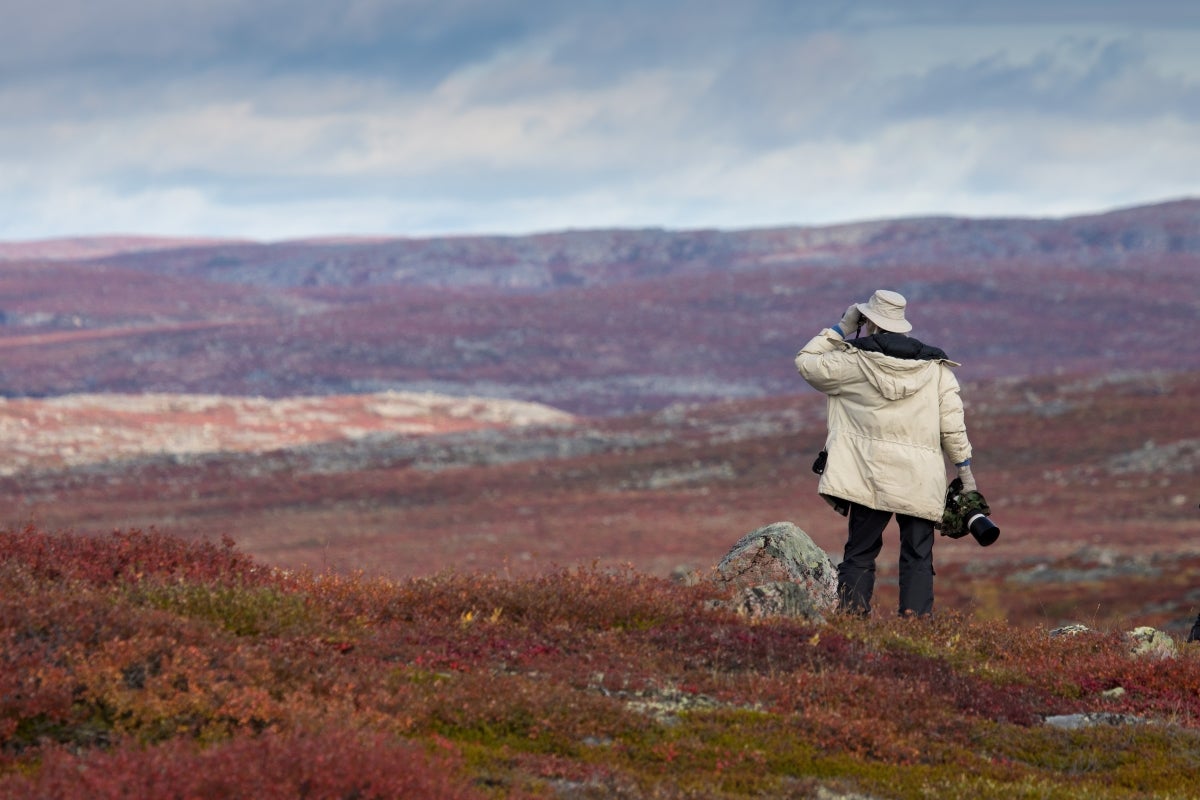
[857,289,912,333]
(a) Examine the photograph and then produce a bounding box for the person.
[795,289,976,617]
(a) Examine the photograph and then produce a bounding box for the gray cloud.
[886,37,1200,122]
[1,1,550,121]
[3,1,537,73]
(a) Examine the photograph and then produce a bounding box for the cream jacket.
[795,329,972,521]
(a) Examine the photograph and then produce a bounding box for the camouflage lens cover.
[937,478,993,538]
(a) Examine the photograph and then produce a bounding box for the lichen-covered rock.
[715,522,838,620]
[729,581,832,620]
[1126,626,1178,660]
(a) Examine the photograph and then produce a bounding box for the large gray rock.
[715,522,838,621]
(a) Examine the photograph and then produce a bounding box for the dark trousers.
[837,503,935,617]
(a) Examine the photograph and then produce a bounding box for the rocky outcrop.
[715,522,838,621]
[0,391,576,475]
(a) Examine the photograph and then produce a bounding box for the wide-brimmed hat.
[857,289,912,333]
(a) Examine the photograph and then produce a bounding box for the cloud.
[1,0,538,77]
[1,1,1198,239]
[885,37,1200,122]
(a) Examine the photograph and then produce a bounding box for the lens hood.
[967,513,1000,547]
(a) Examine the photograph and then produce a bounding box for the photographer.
[795,290,977,617]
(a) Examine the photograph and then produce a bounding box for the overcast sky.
[3,0,1199,241]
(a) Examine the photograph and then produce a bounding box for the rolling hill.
[0,198,1195,413]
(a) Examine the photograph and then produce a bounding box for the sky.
[2,0,1199,241]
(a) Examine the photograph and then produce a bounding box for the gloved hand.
[836,304,862,338]
[957,461,977,493]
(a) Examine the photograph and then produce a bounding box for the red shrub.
[0,729,482,800]
[646,615,864,677]
[0,527,263,587]
[270,563,711,631]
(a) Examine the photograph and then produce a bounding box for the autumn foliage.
[3,527,1200,799]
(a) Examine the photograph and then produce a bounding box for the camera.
[937,477,1000,547]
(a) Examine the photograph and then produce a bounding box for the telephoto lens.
[967,513,1000,547]
[938,478,1000,547]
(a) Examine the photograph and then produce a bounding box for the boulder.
[715,522,838,621]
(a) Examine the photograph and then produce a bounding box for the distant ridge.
[0,235,246,262]
[67,197,1200,291]
[2,198,1196,270]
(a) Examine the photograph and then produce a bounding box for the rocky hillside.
[24,198,1196,290]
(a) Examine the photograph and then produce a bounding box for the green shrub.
[128,581,319,638]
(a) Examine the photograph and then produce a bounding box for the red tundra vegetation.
[3,526,1200,799]
[1,203,1198,796]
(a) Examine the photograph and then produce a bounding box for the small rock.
[670,565,701,585]
[1049,623,1092,637]
[814,786,882,800]
[1044,712,1148,730]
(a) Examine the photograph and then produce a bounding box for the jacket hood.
[846,333,957,401]
[848,332,953,362]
